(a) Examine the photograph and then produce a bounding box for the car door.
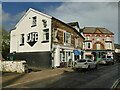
[87,60,92,68]
[87,59,95,68]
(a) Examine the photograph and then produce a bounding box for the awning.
[73,50,81,55]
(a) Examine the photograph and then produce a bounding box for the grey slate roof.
[82,27,114,34]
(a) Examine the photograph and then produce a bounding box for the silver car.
[98,58,114,65]
[74,59,97,71]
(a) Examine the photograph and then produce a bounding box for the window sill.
[20,44,24,46]
[31,25,37,27]
[64,43,71,46]
[41,41,49,43]
[106,49,112,50]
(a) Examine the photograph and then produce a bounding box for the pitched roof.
[82,27,114,34]
[15,8,52,28]
[52,17,85,39]
[12,8,84,39]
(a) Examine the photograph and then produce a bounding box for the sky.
[1,2,119,44]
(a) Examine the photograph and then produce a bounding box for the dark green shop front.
[85,50,114,62]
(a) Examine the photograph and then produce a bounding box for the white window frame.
[85,42,92,49]
[105,42,112,49]
[106,36,111,41]
[75,38,79,48]
[20,34,24,46]
[43,29,49,41]
[97,36,100,41]
[86,36,90,40]
[32,16,37,26]
[87,42,90,49]
[64,31,71,46]
[96,43,101,50]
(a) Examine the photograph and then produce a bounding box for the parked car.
[74,59,97,71]
[98,58,114,65]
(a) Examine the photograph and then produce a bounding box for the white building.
[10,8,84,69]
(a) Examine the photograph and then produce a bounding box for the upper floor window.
[53,28,58,42]
[88,42,91,48]
[86,36,90,40]
[106,36,111,41]
[64,32,71,46]
[85,42,92,49]
[42,29,49,42]
[97,36,100,41]
[32,16,37,27]
[83,42,85,49]
[96,43,101,50]
[105,42,112,50]
[75,38,79,48]
[20,34,24,46]
[42,19,47,28]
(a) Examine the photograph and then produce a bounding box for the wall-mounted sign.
[27,32,38,47]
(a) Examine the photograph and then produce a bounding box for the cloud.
[46,2,118,43]
[2,10,25,31]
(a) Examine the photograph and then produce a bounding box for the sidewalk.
[2,67,74,88]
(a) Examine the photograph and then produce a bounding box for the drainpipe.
[50,21,53,68]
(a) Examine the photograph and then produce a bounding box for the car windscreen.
[77,59,86,62]
[107,56,111,58]
[102,58,106,60]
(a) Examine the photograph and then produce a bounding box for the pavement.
[2,67,74,88]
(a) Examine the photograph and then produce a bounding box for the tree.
[0,28,10,60]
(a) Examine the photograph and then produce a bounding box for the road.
[3,63,120,89]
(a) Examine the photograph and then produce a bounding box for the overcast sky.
[1,2,119,43]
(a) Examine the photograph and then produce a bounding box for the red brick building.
[82,27,114,62]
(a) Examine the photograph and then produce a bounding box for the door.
[87,60,95,68]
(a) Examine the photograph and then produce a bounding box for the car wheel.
[87,65,90,70]
[112,62,114,65]
[75,68,79,71]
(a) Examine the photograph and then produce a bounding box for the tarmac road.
[6,63,120,89]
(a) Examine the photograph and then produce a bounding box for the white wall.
[53,44,74,67]
[10,9,52,53]
[0,60,27,73]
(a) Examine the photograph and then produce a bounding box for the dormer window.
[97,36,100,41]
[32,16,37,27]
[86,36,90,40]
